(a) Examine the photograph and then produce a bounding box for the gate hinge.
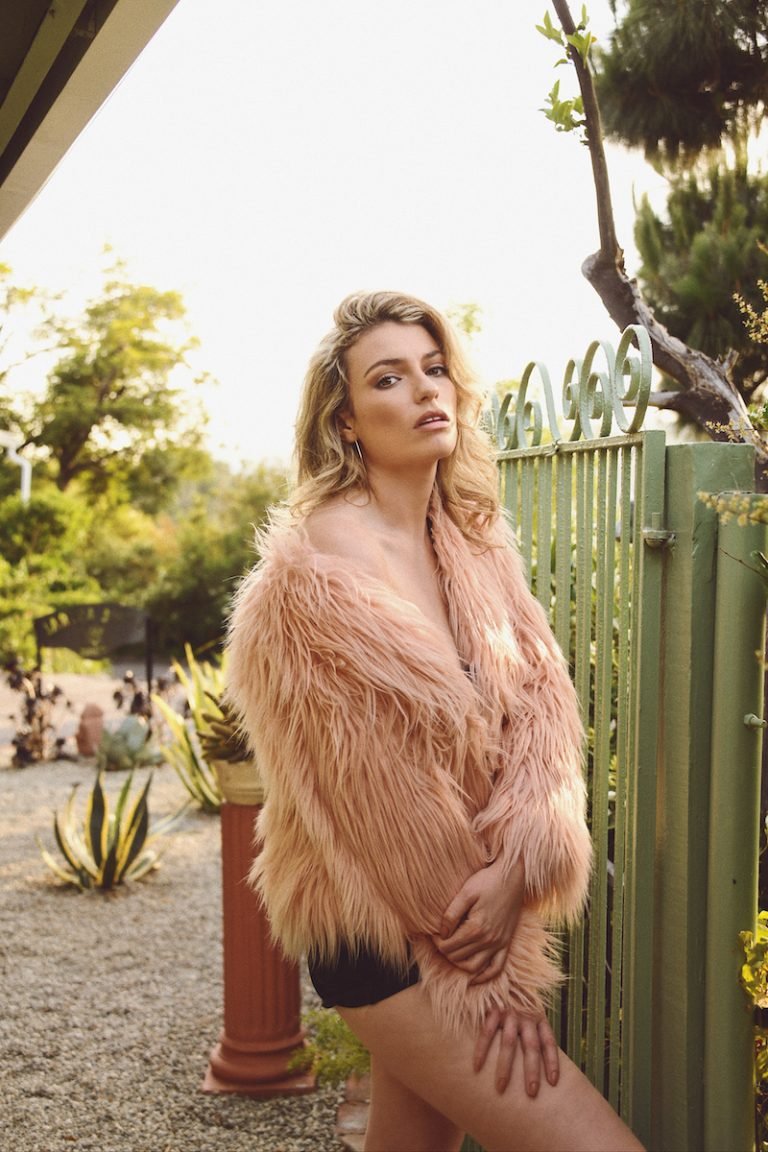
[642,515,676,550]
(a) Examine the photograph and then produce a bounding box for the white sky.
[0,0,669,468]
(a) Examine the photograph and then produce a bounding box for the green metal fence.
[480,327,767,1152]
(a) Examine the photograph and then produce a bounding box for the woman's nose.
[416,373,439,399]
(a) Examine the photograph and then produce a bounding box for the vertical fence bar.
[554,452,574,657]
[553,450,575,1051]
[520,459,535,578]
[622,429,667,1146]
[536,454,554,611]
[608,443,634,1111]
[586,447,614,1089]
[704,498,767,1152]
[571,448,594,1064]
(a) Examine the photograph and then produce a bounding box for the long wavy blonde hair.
[291,291,500,546]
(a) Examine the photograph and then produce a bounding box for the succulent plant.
[197,692,251,764]
[96,715,164,773]
[38,770,186,891]
[152,645,226,813]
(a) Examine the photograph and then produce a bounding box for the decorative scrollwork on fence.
[485,324,653,451]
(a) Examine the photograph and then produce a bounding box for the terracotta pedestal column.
[203,761,315,1097]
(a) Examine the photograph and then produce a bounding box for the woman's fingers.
[518,1014,560,1097]
[436,912,502,960]
[468,945,508,984]
[494,1010,521,1092]
[433,934,500,976]
[439,887,475,938]
[433,933,508,981]
[473,1006,503,1074]
[436,932,488,962]
[437,945,494,974]
[518,1015,544,1096]
[474,1009,561,1096]
[538,1014,560,1087]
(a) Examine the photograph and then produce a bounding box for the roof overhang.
[0,0,181,242]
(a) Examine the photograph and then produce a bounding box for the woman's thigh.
[339,985,644,1152]
[365,1056,465,1152]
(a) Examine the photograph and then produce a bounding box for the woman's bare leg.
[339,985,644,1152]
[364,1055,465,1152]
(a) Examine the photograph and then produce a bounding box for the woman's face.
[341,322,457,473]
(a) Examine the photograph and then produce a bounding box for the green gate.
[486,326,767,1151]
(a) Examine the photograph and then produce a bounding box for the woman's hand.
[432,856,525,983]
[474,1006,559,1096]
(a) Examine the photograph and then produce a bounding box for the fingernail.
[547,1070,557,1086]
[528,1081,538,1097]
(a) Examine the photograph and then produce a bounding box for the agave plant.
[38,771,186,891]
[152,644,225,813]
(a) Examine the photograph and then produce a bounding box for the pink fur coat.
[226,496,592,1035]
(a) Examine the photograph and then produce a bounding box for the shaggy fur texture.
[226,497,592,1035]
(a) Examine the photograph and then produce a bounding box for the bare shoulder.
[304,498,383,575]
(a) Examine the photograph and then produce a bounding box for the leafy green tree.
[0,490,102,661]
[81,503,179,602]
[2,259,211,507]
[0,259,290,662]
[595,0,768,165]
[144,461,291,655]
[634,165,768,398]
[1,488,91,568]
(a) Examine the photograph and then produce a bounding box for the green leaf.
[110,769,135,853]
[53,810,82,875]
[565,29,596,65]
[37,837,81,888]
[150,803,191,837]
[750,550,768,592]
[85,772,107,867]
[53,788,97,880]
[117,775,152,874]
[125,849,160,882]
[536,10,564,45]
[100,837,120,889]
[59,787,98,879]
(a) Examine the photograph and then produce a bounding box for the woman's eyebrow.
[363,349,442,379]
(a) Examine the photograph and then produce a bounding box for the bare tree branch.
[550,0,767,485]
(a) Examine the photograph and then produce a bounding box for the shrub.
[96,715,164,773]
[288,1008,370,1087]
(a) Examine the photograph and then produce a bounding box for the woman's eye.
[375,374,399,389]
[427,364,448,376]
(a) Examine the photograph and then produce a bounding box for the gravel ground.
[0,672,345,1152]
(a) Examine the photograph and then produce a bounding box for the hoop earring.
[354,440,365,465]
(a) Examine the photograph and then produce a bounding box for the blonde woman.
[227,292,643,1152]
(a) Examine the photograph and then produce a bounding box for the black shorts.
[308,941,420,1008]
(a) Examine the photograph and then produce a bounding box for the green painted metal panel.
[704,499,766,1152]
[651,443,756,1152]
